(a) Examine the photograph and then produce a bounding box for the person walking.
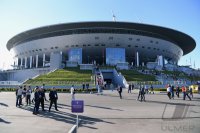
[182,86,187,100]
[33,87,40,115]
[171,85,174,99]
[141,85,145,102]
[150,85,154,94]
[86,83,89,92]
[189,86,193,98]
[39,88,45,111]
[110,83,114,91]
[118,85,122,99]
[41,84,47,101]
[82,83,85,91]
[137,85,142,101]
[26,86,32,105]
[49,87,59,112]
[175,85,180,98]
[16,86,23,107]
[128,84,131,93]
[132,83,134,90]
[185,86,192,100]
[22,85,27,104]
[167,85,171,99]
[70,85,75,100]
[144,85,148,94]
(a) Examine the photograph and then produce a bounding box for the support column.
[136,51,139,67]
[36,55,38,68]
[16,58,18,68]
[14,57,18,69]
[20,58,23,68]
[43,53,46,67]
[25,57,27,69]
[157,55,164,67]
[30,56,32,68]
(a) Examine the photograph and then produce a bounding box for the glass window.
[68,48,82,64]
[106,48,125,65]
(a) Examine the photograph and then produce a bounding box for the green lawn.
[118,70,157,81]
[25,67,93,85]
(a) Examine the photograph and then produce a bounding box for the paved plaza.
[0,90,200,133]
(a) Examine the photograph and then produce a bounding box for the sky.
[0,0,199,70]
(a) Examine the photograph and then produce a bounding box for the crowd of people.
[166,84,193,100]
[15,85,59,115]
[15,82,199,115]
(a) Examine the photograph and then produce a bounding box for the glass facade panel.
[68,48,82,64]
[106,48,125,65]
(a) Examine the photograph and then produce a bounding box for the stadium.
[7,21,195,68]
[1,21,197,85]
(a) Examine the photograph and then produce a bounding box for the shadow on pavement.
[0,102,9,107]
[0,118,11,124]
[19,103,115,130]
[146,100,199,107]
[85,105,124,111]
[58,103,123,111]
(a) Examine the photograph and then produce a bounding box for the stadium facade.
[1,21,196,84]
[7,21,196,69]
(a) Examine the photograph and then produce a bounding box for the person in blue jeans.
[16,86,23,107]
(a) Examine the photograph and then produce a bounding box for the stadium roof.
[7,21,196,55]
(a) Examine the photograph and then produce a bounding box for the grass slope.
[25,68,92,85]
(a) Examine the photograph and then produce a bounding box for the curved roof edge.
[7,21,196,55]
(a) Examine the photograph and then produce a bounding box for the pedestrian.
[26,86,32,105]
[22,85,27,104]
[97,84,100,94]
[31,87,35,103]
[33,86,40,115]
[182,86,186,100]
[41,84,47,101]
[167,85,171,99]
[137,85,142,101]
[198,85,200,94]
[71,85,75,100]
[86,83,89,92]
[128,84,131,93]
[175,85,180,98]
[118,85,123,99]
[182,86,191,100]
[82,83,85,91]
[189,86,193,98]
[49,87,59,112]
[171,85,174,99]
[185,86,192,100]
[39,88,45,111]
[132,83,134,90]
[16,86,23,107]
[140,85,145,102]
[150,85,154,94]
[110,83,114,91]
[145,85,148,94]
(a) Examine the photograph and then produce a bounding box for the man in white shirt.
[167,85,171,99]
[71,85,75,100]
